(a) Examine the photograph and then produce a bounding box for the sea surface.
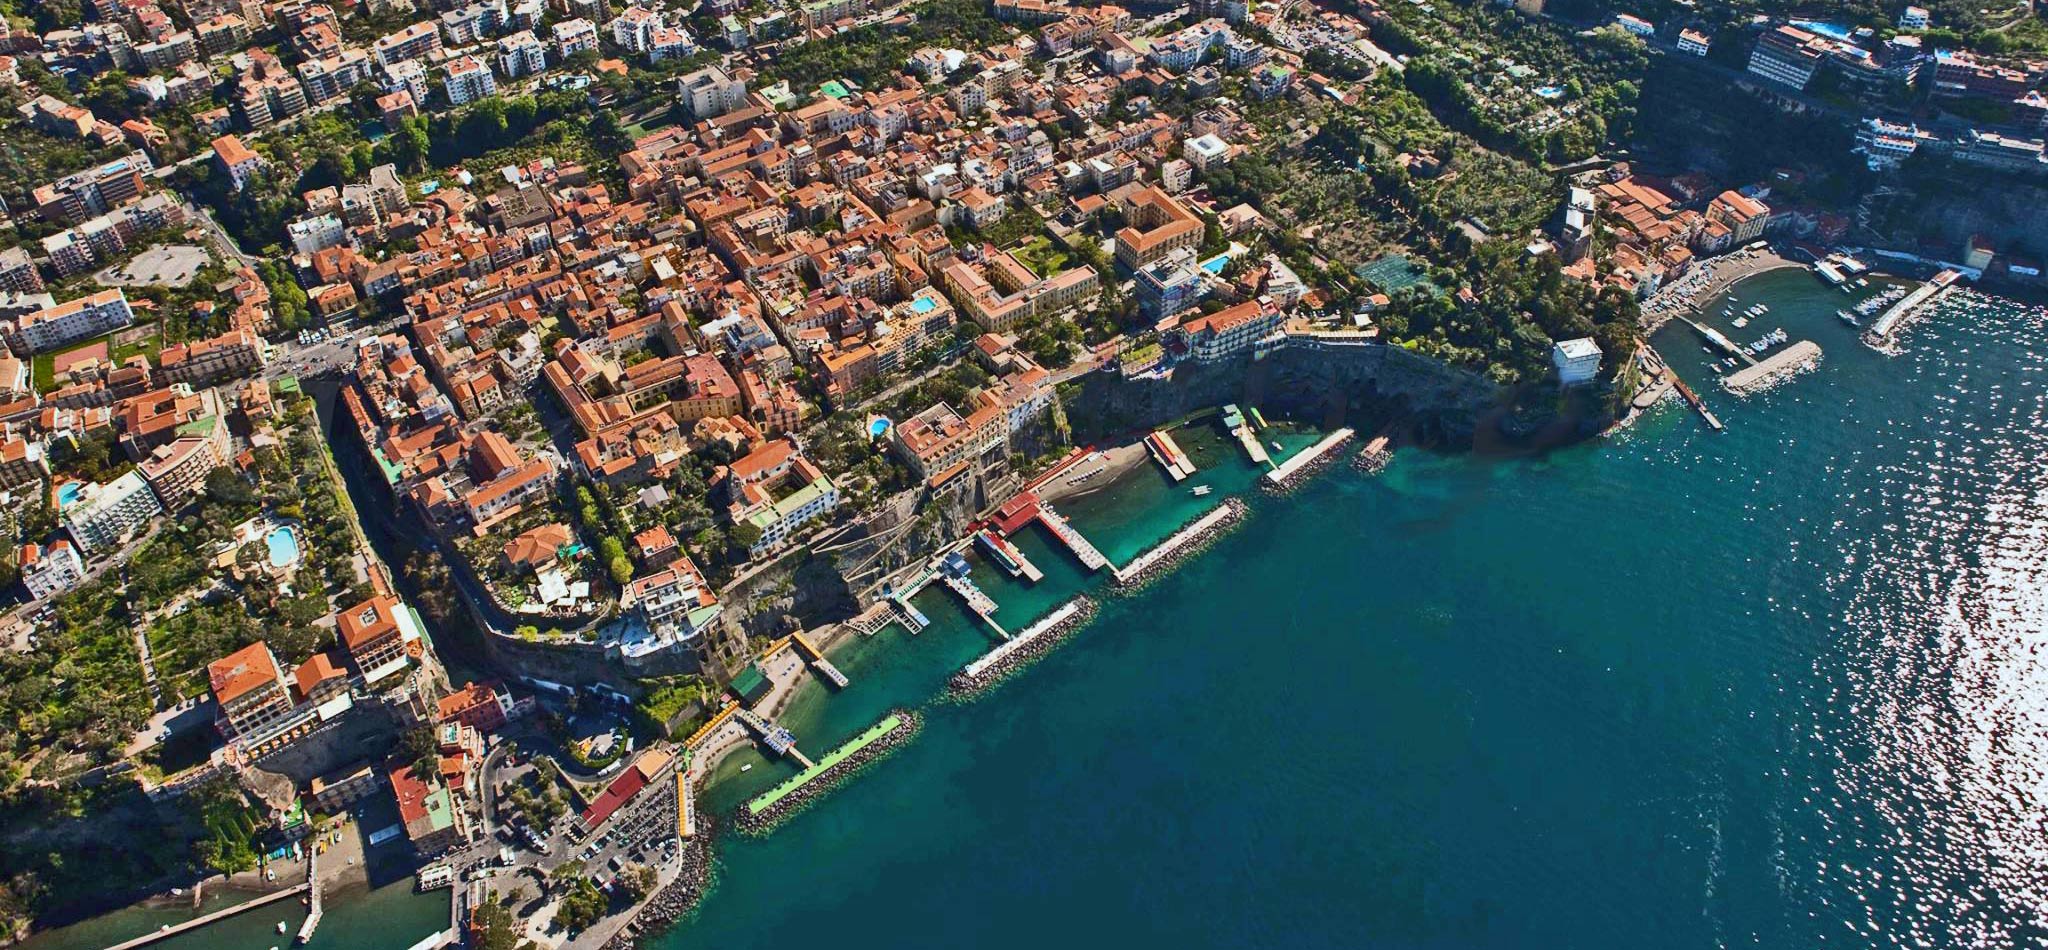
[36,267,2048,949]
[669,269,2048,950]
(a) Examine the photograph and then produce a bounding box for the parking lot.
[96,243,211,288]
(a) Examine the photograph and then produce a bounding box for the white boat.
[1269,441,1283,451]
[277,921,288,934]
[1191,485,1212,496]
[740,763,752,772]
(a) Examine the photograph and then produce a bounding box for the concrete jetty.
[295,848,321,945]
[1669,374,1724,431]
[1263,428,1354,492]
[103,883,310,950]
[1723,340,1822,395]
[1145,430,1196,481]
[960,598,1087,680]
[950,597,1100,696]
[1112,498,1248,587]
[737,710,922,833]
[1866,269,1959,343]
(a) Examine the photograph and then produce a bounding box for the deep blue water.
[662,270,2048,949]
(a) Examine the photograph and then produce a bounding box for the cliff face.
[1067,343,1503,447]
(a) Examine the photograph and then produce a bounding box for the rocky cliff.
[1067,341,1503,447]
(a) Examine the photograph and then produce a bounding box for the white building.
[7,289,134,354]
[626,560,721,643]
[18,539,84,599]
[1552,337,1603,387]
[288,213,347,255]
[495,30,547,77]
[678,65,747,118]
[551,17,598,59]
[1898,5,1930,29]
[1183,133,1232,173]
[61,470,164,554]
[1676,28,1711,56]
[443,56,497,106]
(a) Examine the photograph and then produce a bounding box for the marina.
[99,885,310,950]
[974,529,1044,583]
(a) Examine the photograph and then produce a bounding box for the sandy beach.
[1033,442,1151,506]
[1640,247,1803,333]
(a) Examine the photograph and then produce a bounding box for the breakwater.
[1351,435,1392,475]
[1262,428,1355,494]
[948,598,1099,698]
[1110,498,1249,591]
[734,710,923,835]
[603,819,717,949]
[1723,340,1822,395]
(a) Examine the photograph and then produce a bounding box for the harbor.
[950,597,1099,696]
[1111,499,1249,588]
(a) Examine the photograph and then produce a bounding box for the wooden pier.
[1668,373,1724,431]
[1035,504,1108,571]
[102,883,309,950]
[790,631,850,688]
[735,708,813,770]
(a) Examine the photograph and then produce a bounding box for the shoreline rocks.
[947,598,1099,699]
[1111,497,1249,592]
[1351,443,1392,475]
[605,817,718,949]
[1262,431,1354,494]
[732,709,923,836]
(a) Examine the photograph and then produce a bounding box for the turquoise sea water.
[33,267,2048,948]
[665,269,2048,949]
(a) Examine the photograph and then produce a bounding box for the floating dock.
[1264,427,1354,487]
[1221,405,1271,468]
[1685,319,1757,366]
[938,552,1007,639]
[975,529,1042,583]
[960,599,1086,680]
[1145,430,1197,481]
[735,708,812,769]
[1866,269,1959,343]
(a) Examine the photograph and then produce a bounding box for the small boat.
[740,763,753,772]
[1191,485,1212,496]
[277,921,288,933]
[1269,441,1283,452]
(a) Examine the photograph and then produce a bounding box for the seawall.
[1110,498,1250,591]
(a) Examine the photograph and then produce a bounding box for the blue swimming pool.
[1790,19,1853,40]
[56,482,82,507]
[266,526,301,568]
[909,295,937,314]
[1535,85,1565,99]
[869,418,892,438]
[1200,254,1231,275]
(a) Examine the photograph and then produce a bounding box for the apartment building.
[138,435,223,511]
[1747,25,1830,90]
[6,289,134,354]
[443,56,497,106]
[374,21,443,68]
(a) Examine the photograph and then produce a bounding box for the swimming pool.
[265,526,301,568]
[1200,254,1231,275]
[869,418,892,439]
[909,295,937,314]
[56,481,82,508]
[1790,19,1853,40]
[1535,85,1565,99]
